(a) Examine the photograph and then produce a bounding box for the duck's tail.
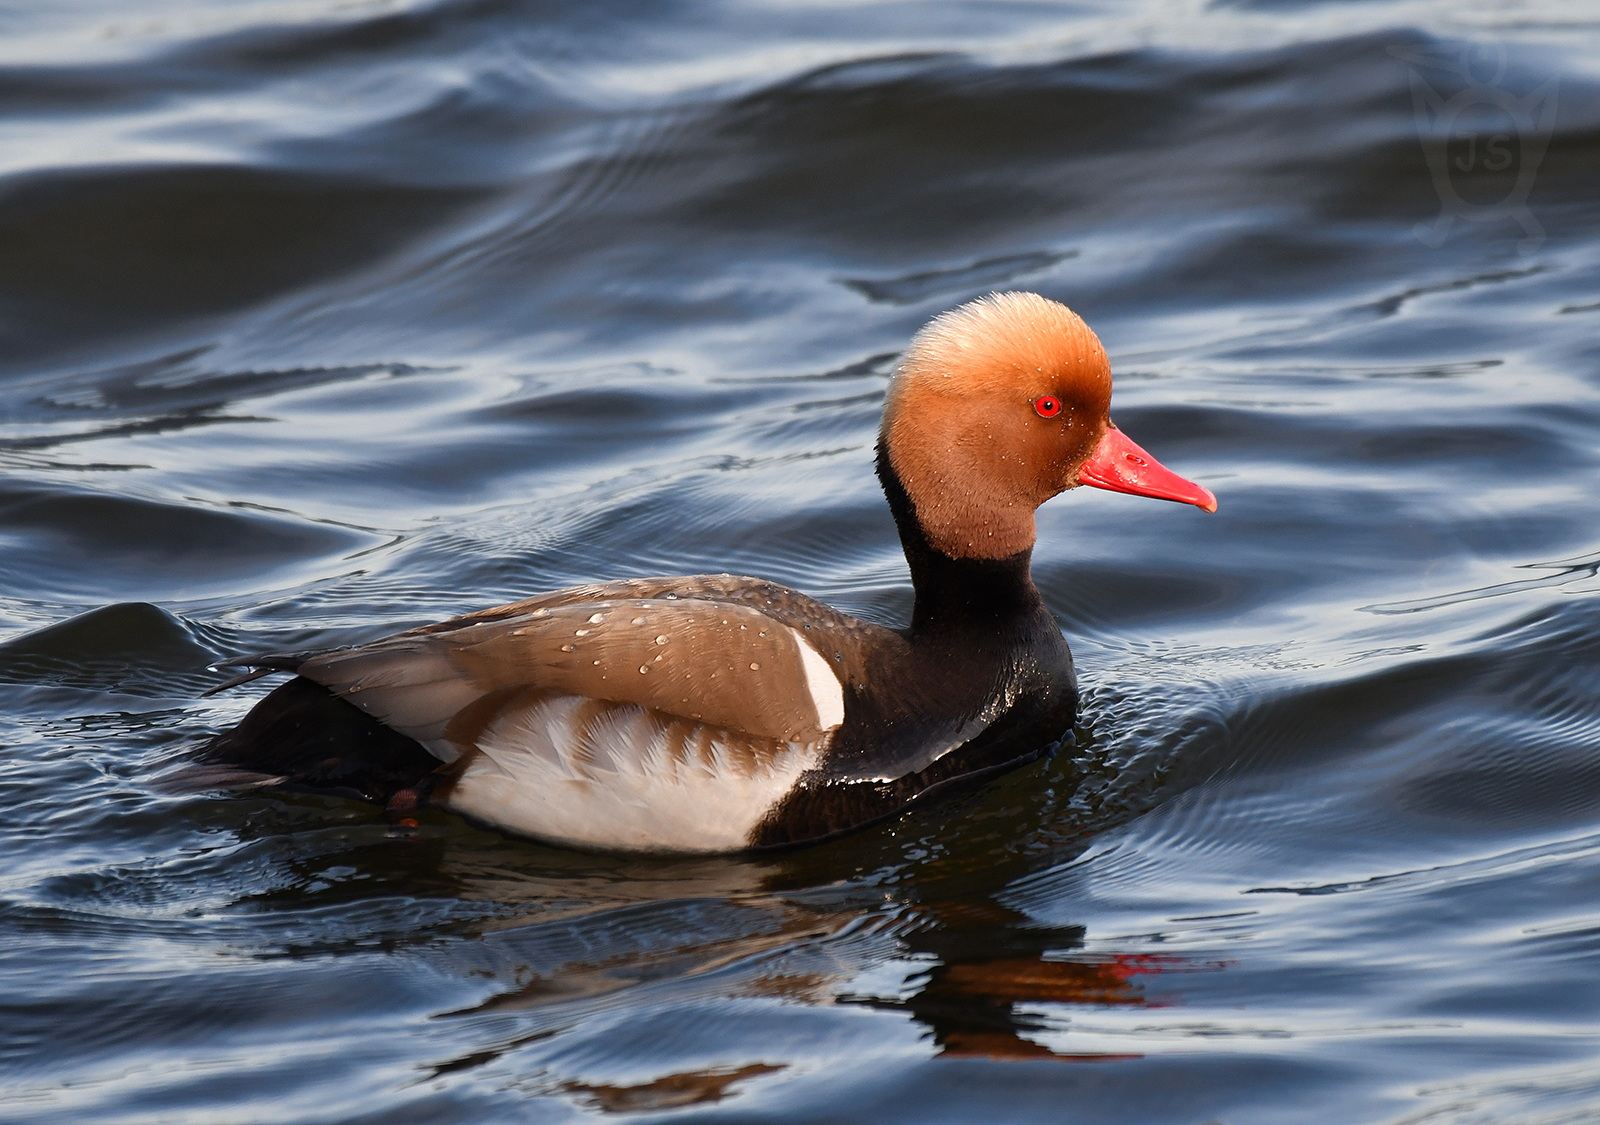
[182,674,442,806]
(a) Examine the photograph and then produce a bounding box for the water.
[3,1,1599,1121]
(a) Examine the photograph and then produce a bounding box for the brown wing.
[396,573,901,690]
[297,595,852,752]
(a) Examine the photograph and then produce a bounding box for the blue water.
[3,2,1599,1121]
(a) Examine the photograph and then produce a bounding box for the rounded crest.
[879,292,1113,560]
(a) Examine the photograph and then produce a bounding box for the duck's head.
[879,291,1216,561]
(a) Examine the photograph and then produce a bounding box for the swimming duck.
[198,292,1215,851]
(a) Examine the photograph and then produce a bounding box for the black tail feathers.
[194,676,441,804]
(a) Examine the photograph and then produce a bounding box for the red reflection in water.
[847,902,1226,1063]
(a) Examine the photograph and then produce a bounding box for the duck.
[197,291,1215,852]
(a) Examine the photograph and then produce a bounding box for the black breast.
[748,531,1078,848]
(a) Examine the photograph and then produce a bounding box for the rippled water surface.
[4,1,1600,1121]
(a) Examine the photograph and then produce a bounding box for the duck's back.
[198,573,1075,851]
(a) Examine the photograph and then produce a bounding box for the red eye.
[1034,395,1062,418]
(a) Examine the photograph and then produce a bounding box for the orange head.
[879,291,1214,561]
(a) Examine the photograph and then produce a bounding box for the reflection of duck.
[199,292,1214,852]
[426,888,1183,1083]
[563,1063,785,1114]
[851,900,1160,1062]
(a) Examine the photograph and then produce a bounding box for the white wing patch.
[791,629,845,730]
[443,695,825,852]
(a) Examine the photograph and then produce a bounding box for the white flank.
[791,629,846,730]
[442,695,824,852]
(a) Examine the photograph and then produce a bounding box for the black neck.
[875,440,1046,636]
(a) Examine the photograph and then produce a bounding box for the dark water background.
[3,2,1599,1121]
